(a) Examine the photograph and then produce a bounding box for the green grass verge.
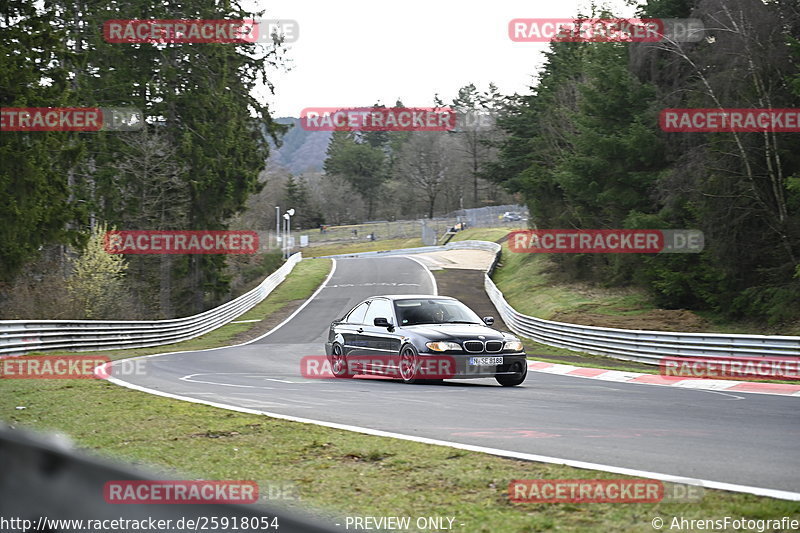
[493,247,653,320]
[450,226,523,243]
[302,225,522,258]
[234,258,332,323]
[692,311,800,336]
[489,232,800,336]
[2,253,798,532]
[302,237,424,258]
[3,380,798,532]
[452,227,662,322]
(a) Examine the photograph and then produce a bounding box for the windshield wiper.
[443,320,481,324]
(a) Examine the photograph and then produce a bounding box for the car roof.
[362,294,455,301]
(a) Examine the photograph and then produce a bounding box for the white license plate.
[469,356,504,366]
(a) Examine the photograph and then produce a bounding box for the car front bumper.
[415,351,528,379]
[320,345,527,379]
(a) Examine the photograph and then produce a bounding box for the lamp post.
[282,213,289,258]
[284,209,295,258]
[275,206,280,250]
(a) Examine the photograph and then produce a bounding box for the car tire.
[399,344,421,384]
[496,362,527,387]
[330,343,354,378]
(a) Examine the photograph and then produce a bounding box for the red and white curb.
[526,360,800,397]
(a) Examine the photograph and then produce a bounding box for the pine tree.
[283,175,323,229]
[323,132,386,220]
[0,1,86,281]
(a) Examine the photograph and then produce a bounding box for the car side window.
[364,299,393,326]
[346,302,370,324]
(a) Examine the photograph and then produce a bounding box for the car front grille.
[485,340,503,352]
[462,340,503,353]
[463,340,484,353]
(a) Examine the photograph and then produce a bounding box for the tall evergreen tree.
[323,131,386,220]
[0,1,86,281]
[283,175,323,229]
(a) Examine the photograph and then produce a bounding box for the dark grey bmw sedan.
[324,295,528,386]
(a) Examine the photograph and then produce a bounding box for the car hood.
[405,323,508,341]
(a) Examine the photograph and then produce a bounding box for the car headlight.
[426,341,461,352]
[504,340,524,352]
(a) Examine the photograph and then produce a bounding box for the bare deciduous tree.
[396,132,461,218]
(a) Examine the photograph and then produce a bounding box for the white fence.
[0,253,302,356]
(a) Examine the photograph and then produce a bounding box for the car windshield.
[394,299,483,326]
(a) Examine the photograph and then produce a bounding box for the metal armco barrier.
[477,243,800,363]
[0,253,302,356]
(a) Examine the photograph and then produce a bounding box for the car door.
[339,301,370,355]
[360,298,403,375]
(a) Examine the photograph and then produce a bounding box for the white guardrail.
[322,240,800,364]
[0,253,302,356]
[475,242,800,364]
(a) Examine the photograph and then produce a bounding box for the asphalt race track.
[112,256,800,497]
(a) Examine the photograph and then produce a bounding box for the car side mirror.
[483,316,494,326]
[374,317,393,329]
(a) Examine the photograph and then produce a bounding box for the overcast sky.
[245,0,638,118]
